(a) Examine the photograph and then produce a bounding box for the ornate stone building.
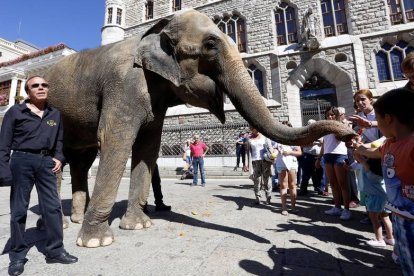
[0,39,76,124]
[101,0,414,159]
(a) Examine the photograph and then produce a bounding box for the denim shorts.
[393,215,414,275]
[323,153,348,166]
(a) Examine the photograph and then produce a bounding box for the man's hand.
[52,158,62,173]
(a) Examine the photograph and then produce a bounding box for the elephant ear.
[135,19,181,87]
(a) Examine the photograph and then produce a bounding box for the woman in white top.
[317,106,352,220]
[273,121,302,215]
[247,127,274,205]
[184,140,192,168]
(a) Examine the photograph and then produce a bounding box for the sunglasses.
[31,83,49,89]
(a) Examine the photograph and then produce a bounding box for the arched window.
[389,0,414,25]
[145,1,154,20]
[247,64,264,96]
[376,41,414,82]
[275,2,298,45]
[172,0,181,12]
[321,0,348,37]
[214,14,247,53]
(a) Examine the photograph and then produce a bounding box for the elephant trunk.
[221,60,356,146]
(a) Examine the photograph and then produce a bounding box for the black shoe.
[46,252,78,264]
[298,190,308,196]
[8,259,27,276]
[155,203,171,212]
[143,203,149,214]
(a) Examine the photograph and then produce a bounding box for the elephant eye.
[205,40,217,50]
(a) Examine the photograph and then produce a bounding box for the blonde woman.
[273,121,302,215]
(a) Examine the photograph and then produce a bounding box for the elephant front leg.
[76,124,137,248]
[118,160,153,230]
[68,148,97,224]
[119,123,163,230]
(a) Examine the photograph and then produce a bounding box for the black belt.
[15,149,51,156]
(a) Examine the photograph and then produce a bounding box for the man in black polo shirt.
[0,76,77,276]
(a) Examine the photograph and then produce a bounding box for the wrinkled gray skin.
[45,10,355,248]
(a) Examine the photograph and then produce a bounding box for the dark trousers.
[236,147,245,167]
[9,152,64,261]
[300,153,323,193]
[152,164,164,205]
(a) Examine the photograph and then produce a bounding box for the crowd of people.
[232,54,414,276]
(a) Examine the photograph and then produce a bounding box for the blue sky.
[0,0,105,51]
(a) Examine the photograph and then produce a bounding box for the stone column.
[8,77,18,106]
[19,79,27,99]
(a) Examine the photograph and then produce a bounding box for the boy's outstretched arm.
[355,144,382,159]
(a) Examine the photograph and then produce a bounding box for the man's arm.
[203,144,209,156]
[52,113,64,173]
[0,110,15,185]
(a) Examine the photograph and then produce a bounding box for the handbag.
[182,152,187,161]
[263,143,275,163]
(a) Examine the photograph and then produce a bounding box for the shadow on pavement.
[107,200,270,244]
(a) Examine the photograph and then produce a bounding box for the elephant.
[44,9,355,248]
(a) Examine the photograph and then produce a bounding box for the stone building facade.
[101,0,414,159]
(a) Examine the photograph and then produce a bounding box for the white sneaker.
[366,239,386,247]
[385,238,395,246]
[340,209,352,220]
[325,207,343,216]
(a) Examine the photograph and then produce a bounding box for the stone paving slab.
[0,177,402,275]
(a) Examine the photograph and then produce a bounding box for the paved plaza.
[0,176,402,275]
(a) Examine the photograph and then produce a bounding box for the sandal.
[349,201,360,208]
[281,210,288,216]
[322,191,329,196]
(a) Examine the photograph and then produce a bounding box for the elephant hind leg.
[66,148,98,223]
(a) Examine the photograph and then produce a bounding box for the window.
[0,80,11,106]
[275,2,298,45]
[334,53,347,62]
[286,61,297,70]
[247,64,264,96]
[107,7,113,24]
[321,0,348,37]
[116,8,122,25]
[145,1,154,20]
[376,41,414,82]
[214,14,247,53]
[172,0,181,12]
[388,0,414,25]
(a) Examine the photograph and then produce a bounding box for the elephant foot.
[119,208,152,230]
[71,212,84,224]
[76,220,114,248]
